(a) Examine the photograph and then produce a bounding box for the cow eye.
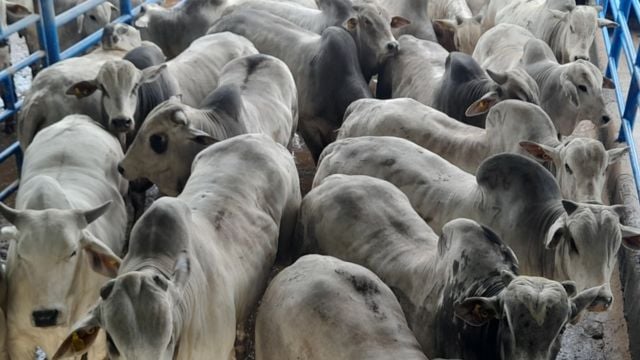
[89,14,97,21]
[565,164,573,175]
[578,85,588,92]
[150,133,168,154]
[365,18,372,26]
[69,250,77,258]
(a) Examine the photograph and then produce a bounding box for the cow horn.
[82,201,113,225]
[0,202,20,225]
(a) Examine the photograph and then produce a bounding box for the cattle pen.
[0,0,640,359]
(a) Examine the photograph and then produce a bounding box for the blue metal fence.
[0,0,160,200]
[599,0,640,199]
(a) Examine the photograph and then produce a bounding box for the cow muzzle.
[32,309,60,327]
[386,40,399,55]
[110,117,134,133]
[588,291,613,312]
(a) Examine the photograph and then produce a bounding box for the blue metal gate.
[599,0,640,199]
[0,0,160,200]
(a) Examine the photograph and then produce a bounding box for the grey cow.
[300,174,605,360]
[256,254,428,360]
[118,54,298,197]
[53,134,301,360]
[521,38,613,136]
[66,32,259,135]
[225,0,409,81]
[314,136,640,306]
[377,35,539,127]
[209,9,371,161]
[494,0,617,63]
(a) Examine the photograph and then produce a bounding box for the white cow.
[521,138,628,202]
[53,134,301,360]
[432,14,483,54]
[339,98,559,173]
[494,0,617,63]
[0,116,128,360]
[521,38,613,136]
[314,136,640,308]
[118,54,298,196]
[376,0,437,41]
[301,174,608,359]
[473,23,536,72]
[256,254,428,360]
[17,24,144,148]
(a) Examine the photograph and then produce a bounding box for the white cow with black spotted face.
[1,116,127,360]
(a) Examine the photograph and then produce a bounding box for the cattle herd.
[0,0,637,359]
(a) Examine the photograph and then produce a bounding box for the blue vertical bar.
[39,0,60,64]
[120,0,133,23]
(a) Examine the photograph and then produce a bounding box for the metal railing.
[599,0,640,199]
[0,0,160,200]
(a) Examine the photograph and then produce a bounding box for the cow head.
[343,3,409,78]
[547,6,617,63]
[52,256,189,360]
[466,69,540,117]
[101,23,142,52]
[433,14,483,54]
[544,201,640,309]
[456,272,606,360]
[66,60,167,134]
[76,0,117,38]
[520,139,628,202]
[118,97,217,196]
[0,202,120,328]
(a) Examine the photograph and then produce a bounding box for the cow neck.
[541,202,567,280]
[542,17,566,63]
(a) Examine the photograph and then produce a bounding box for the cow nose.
[602,115,611,124]
[117,164,125,175]
[111,117,133,131]
[32,309,59,327]
[386,41,399,54]
[574,55,589,62]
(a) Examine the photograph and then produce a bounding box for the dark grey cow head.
[0,201,120,328]
[118,97,217,196]
[344,3,409,78]
[66,60,167,134]
[456,272,606,360]
[101,23,143,51]
[545,201,640,310]
[546,5,617,63]
[466,68,540,117]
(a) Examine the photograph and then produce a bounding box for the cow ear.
[486,69,508,85]
[602,76,615,89]
[519,141,559,163]
[187,127,218,146]
[344,17,358,31]
[561,281,577,297]
[548,8,569,20]
[81,230,121,278]
[6,3,31,23]
[80,201,112,226]
[561,74,579,107]
[570,284,606,321]
[433,19,456,32]
[140,64,167,84]
[620,224,640,250]
[465,91,499,117]
[607,146,629,165]
[172,250,190,290]
[598,18,618,28]
[0,201,20,225]
[134,5,150,28]
[66,80,99,99]
[545,214,566,249]
[52,309,101,359]
[454,296,501,326]
[0,226,19,242]
[390,16,410,29]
